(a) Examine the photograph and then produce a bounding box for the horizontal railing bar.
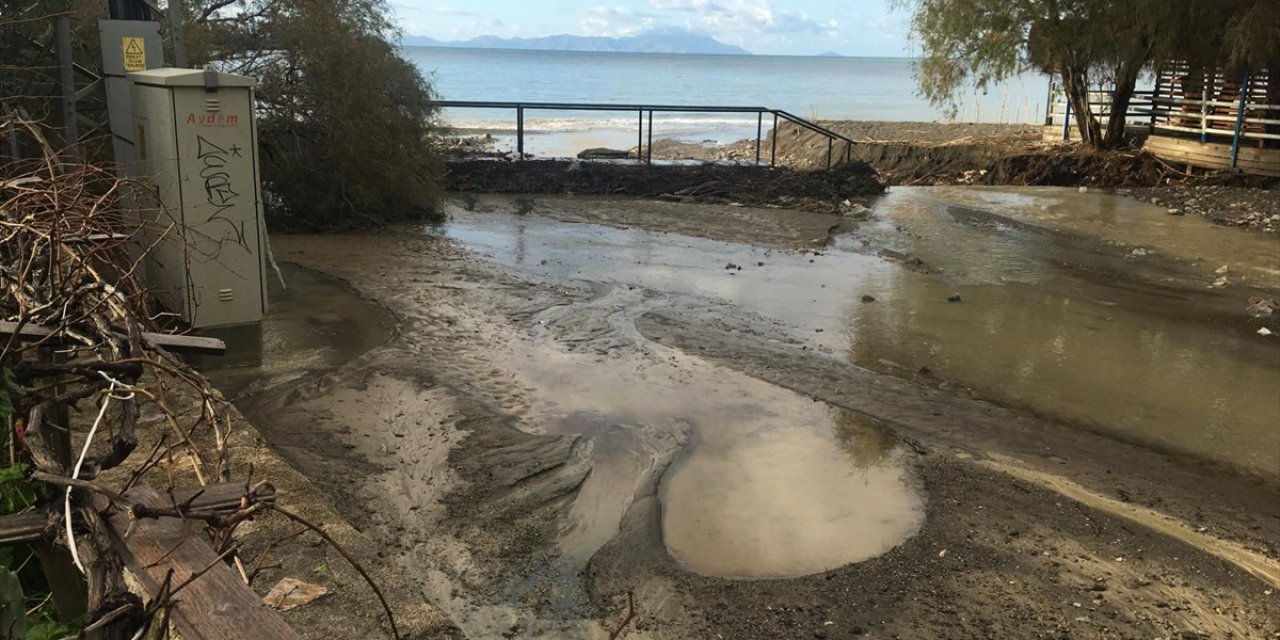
[1149,97,1280,110]
[439,100,773,113]
[438,100,861,155]
[1153,124,1280,140]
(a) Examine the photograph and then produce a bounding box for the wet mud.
[238,188,1279,639]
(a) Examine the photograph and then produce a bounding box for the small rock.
[1210,276,1228,288]
[1078,186,1088,193]
[860,295,876,303]
[947,294,963,303]
[1215,265,1230,274]
[1259,327,1274,337]
[1247,296,1278,317]
[724,262,738,270]
[1167,208,1183,215]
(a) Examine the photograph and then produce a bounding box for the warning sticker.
[122,37,146,72]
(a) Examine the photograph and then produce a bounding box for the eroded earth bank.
[236,188,1278,639]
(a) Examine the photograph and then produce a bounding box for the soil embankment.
[445,160,885,212]
[616,120,1279,232]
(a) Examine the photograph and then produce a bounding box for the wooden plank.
[1144,135,1280,176]
[1146,135,1278,160]
[0,483,275,545]
[105,486,300,640]
[0,321,226,356]
[0,512,49,545]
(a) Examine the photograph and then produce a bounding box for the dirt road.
[243,189,1280,639]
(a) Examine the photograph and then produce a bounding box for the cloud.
[648,0,837,36]
[393,4,513,38]
[648,0,725,11]
[578,6,659,37]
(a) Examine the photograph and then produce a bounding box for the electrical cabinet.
[129,68,266,338]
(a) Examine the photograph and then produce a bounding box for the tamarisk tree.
[895,0,1279,150]
[184,0,446,230]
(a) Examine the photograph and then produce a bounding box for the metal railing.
[437,100,858,168]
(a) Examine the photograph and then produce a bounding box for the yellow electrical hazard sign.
[122,37,146,71]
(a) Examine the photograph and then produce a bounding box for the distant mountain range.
[401,28,751,55]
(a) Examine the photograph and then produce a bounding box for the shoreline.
[443,119,1279,233]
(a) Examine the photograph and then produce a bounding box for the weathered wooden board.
[104,486,299,640]
[1144,135,1280,176]
[0,321,226,356]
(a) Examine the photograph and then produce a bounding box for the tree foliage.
[2,0,446,229]
[896,0,1279,150]
[184,0,445,229]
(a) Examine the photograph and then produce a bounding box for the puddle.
[662,407,921,578]
[501,312,924,579]
[445,188,1280,481]
[204,264,396,398]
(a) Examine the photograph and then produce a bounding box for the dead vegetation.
[0,118,397,638]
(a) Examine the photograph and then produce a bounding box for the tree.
[896,0,1277,151]
[185,0,445,230]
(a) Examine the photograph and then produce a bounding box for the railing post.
[1229,65,1251,171]
[637,110,643,163]
[56,16,79,165]
[1200,75,1210,144]
[646,110,653,165]
[770,112,778,167]
[516,106,524,160]
[826,137,832,169]
[755,111,763,164]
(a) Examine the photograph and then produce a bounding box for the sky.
[391,0,915,57]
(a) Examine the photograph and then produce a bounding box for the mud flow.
[505,340,924,579]
[204,264,396,397]
[449,188,1280,480]
[238,187,1280,638]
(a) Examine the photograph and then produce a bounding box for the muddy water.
[446,188,1280,482]
[500,306,924,579]
[662,407,921,577]
[204,264,396,397]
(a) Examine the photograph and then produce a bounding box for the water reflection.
[447,187,1280,494]
[660,406,923,578]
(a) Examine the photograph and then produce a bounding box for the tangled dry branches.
[0,116,271,637]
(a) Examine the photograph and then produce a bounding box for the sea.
[401,46,1052,158]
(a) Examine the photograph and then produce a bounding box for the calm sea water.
[401,46,1051,157]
